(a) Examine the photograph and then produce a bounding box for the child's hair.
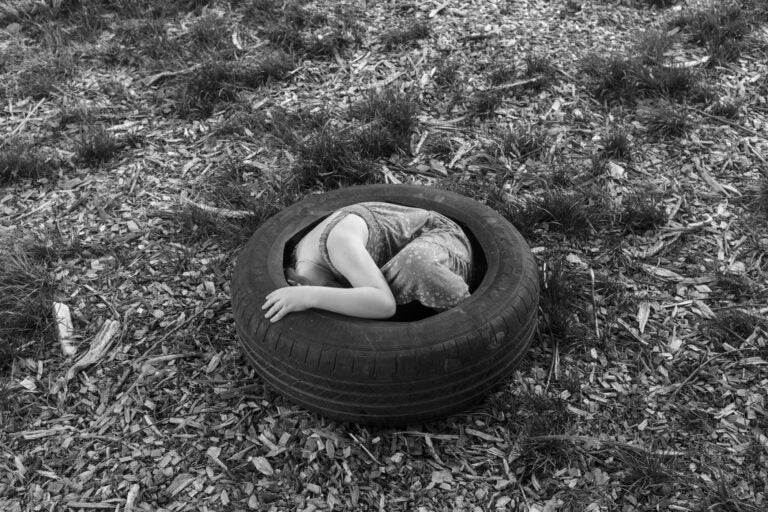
[285,267,311,286]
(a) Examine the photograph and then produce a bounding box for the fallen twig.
[65,319,121,381]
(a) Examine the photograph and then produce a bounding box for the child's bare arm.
[262,221,396,322]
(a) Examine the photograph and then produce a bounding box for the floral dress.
[315,202,474,311]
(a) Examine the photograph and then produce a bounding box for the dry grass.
[0,139,59,184]
[0,249,57,368]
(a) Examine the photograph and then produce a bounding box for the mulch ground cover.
[1,0,767,510]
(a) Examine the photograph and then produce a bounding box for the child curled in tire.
[262,202,474,322]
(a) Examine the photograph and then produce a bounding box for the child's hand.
[262,287,312,322]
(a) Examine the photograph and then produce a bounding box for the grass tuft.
[638,64,699,99]
[500,125,551,160]
[433,58,461,89]
[295,127,380,188]
[487,60,516,85]
[422,134,455,160]
[581,53,701,103]
[234,51,296,87]
[467,90,504,118]
[710,99,741,119]
[189,14,233,54]
[644,0,679,8]
[616,449,683,503]
[617,191,667,233]
[11,52,74,100]
[349,87,419,153]
[261,22,305,52]
[380,21,430,50]
[600,127,633,161]
[75,126,125,166]
[176,62,239,118]
[0,139,59,184]
[644,103,691,138]
[523,53,557,89]
[539,261,578,341]
[0,249,57,368]
[635,30,674,65]
[672,5,751,65]
[535,189,599,237]
[704,310,766,348]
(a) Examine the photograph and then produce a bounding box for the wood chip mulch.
[1,0,767,510]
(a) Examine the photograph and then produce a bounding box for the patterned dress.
[314,202,474,311]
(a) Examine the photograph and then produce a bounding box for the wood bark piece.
[52,302,76,356]
[65,319,121,381]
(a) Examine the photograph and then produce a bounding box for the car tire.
[231,184,539,425]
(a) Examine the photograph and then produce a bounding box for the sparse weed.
[638,64,699,99]
[349,87,419,152]
[644,0,679,9]
[23,229,107,264]
[600,127,633,161]
[536,189,600,237]
[758,177,768,216]
[110,20,181,65]
[467,90,504,117]
[617,191,667,233]
[380,20,430,50]
[500,125,551,160]
[75,126,125,166]
[589,154,609,177]
[268,106,331,146]
[295,127,380,188]
[243,0,280,23]
[635,30,674,65]
[261,22,306,52]
[234,52,295,87]
[644,103,691,138]
[710,99,741,119]
[580,53,635,102]
[523,53,557,89]
[215,110,268,137]
[176,62,239,118]
[487,61,517,85]
[189,14,233,53]
[172,205,235,244]
[581,53,701,103]
[616,448,683,504]
[354,123,406,159]
[206,164,304,235]
[703,310,766,348]
[714,272,760,300]
[694,471,763,512]
[12,53,73,100]
[0,140,59,184]
[433,58,461,89]
[422,134,454,160]
[672,5,751,65]
[0,249,57,365]
[539,261,578,341]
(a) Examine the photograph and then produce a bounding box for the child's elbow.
[378,296,396,319]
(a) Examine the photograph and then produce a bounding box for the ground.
[1,0,767,510]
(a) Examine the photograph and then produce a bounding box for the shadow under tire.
[231,184,539,425]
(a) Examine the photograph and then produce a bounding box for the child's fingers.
[264,301,281,318]
[270,305,287,322]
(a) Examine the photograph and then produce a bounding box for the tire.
[231,184,539,425]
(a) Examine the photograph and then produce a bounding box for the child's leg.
[382,238,471,311]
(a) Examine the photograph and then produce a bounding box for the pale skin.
[261,213,397,322]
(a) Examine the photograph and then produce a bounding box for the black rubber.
[231,184,539,425]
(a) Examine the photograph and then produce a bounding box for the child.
[262,202,474,322]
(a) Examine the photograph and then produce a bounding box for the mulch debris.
[1,0,767,510]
